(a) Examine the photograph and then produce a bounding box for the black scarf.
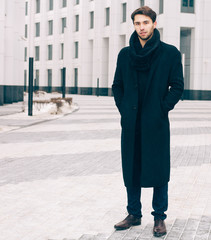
[129,28,161,71]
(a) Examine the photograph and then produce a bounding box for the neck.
[139,38,147,48]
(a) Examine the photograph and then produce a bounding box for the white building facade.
[24,0,211,100]
[0,0,25,105]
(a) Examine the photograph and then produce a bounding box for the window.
[62,0,67,7]
[36,0,40,13]
[25,2,28,16]
[25,24,28,38]
[34,70,39,91]
[74,68,78,87]
[47,69,52,93]
[159,0,163,14]
[24,47,27,62]
[122,3,127,22]
[105,7,110,26]
[75,42,78,58]
[35,22,40,37]
[48,45,53,60]
[90,11,94,29]
[48,20,53,35]
[75,15,79,31]
[181,0,194,13]
[49,0,53,10]
[75,0,79,5]
[140,0,145,6]
[60,43,64,59]
[61,17,66,33]
[180,28,192,89]
[35,46,40,61]
[24,70,27,91]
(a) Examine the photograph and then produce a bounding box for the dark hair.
[131,6,157,23]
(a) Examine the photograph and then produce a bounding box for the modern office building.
[24,0,211,100]
[0,0,25,105]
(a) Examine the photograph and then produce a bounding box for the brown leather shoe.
[153,219,167,237]
[114,214,141,230]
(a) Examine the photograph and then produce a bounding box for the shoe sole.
[153,231,167,237]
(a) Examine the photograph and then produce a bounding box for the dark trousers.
[126,183,168,220]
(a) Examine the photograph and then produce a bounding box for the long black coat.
[112,40,184,188]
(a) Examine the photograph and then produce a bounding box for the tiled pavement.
[0,95,211,240]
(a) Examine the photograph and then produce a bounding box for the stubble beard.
[138,31,153,41]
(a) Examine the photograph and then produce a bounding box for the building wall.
[24,0,211,100]
[0,0,25,105]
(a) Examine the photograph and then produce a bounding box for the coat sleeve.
[162,49,184,113]
[112,52,124,112]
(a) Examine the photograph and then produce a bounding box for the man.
[112,6,184,237]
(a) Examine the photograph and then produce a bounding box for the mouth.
[140,32,147,35]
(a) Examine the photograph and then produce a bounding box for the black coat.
[112,30,184,188]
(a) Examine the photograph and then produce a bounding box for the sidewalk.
[0,95,210,240]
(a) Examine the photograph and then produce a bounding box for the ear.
[153,21,157,28]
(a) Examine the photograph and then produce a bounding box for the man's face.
[133,14,157,41]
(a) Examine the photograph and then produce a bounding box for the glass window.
[62,0,67,7]
[47,69,52,93]
[90,11,94,29]
[182,0,188,7]
[189,0,194,7]
[25,24,28,38]
[34,70,39,90]
[75,42,78,58]
[25,2,28,16]
[60,43,64,59]
[36,0,40,13]
[181,0,194,13]
[74,68,78,87]
[49,0,53,10]
[159,0,163,14]
[24,70,27,91]
[140,0,145,7]
[105,7,110,26]
[24,47,27,62]
[75,0,79,5]
[35,46,40,61]
[35,22,40,37]
[48,45,53,60]
[61,17,66,33]
[75,15,79,31]
[122,3,127,22]
[48,20,53,35]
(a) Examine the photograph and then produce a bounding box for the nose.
[140,24,144,30]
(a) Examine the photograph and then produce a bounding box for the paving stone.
[107,230,128,239]
[121,228,141,239]
[184,218,200,231]
[78,234,97,240]
[180,230,196,240]
[171,219,187,231]
[165,229,182,239]
[136,224,154,239]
